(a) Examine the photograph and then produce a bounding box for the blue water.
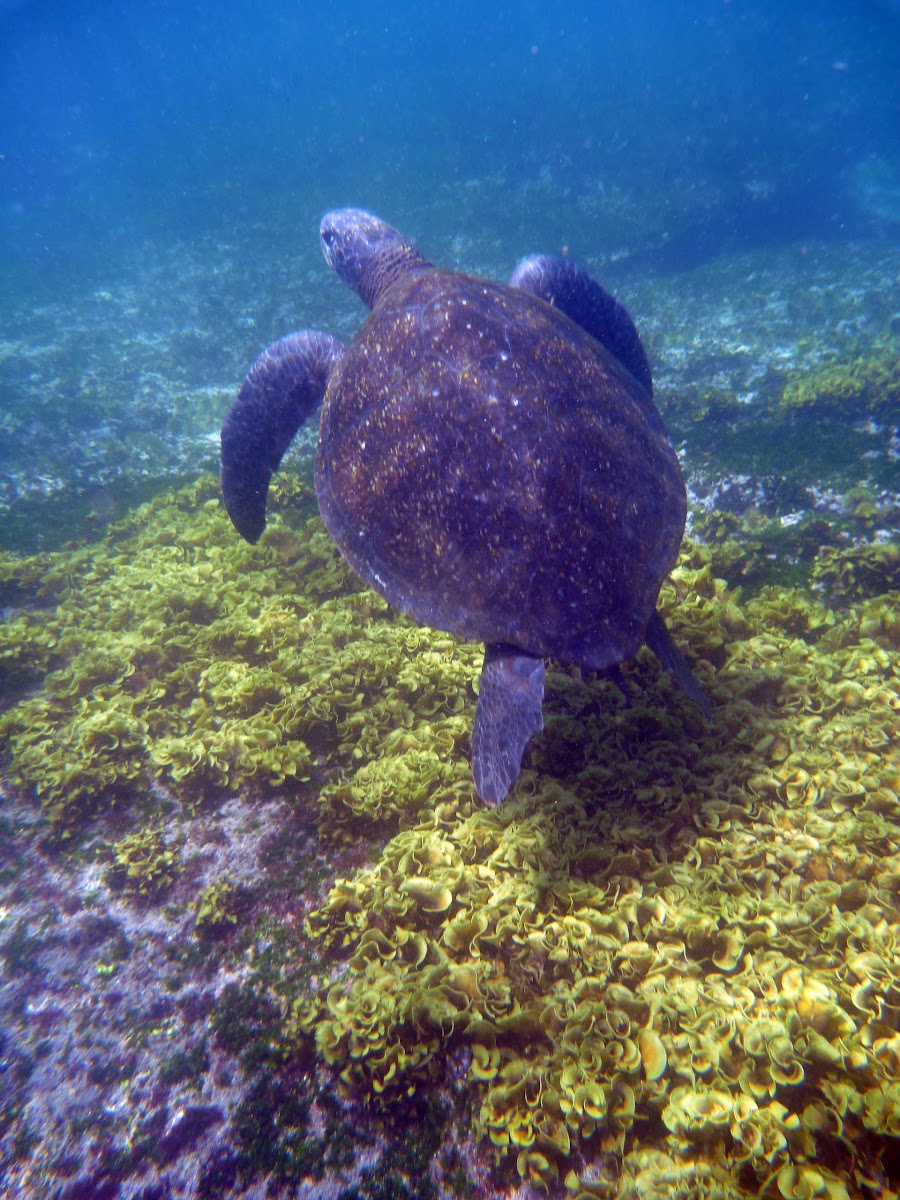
[1,0,898,549]
[2,0,898,295]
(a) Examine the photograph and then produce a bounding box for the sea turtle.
[221,208,710,805]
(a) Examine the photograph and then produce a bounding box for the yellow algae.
[778,352,900,419]
[105,825,182,896]
[1,477,900,1193]
[297,541,900,1188]
[638,1028,667,1081]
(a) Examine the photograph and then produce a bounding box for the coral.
[1,475,900,1194]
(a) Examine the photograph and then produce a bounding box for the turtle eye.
[322,228,336,247]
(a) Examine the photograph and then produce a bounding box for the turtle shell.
[315,268,685,673]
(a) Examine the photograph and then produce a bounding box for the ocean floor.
[1,212,899,1199]
[1,213,898,549]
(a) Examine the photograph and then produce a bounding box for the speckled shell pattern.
[315,268,686,672]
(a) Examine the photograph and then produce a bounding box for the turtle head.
[320,208,430,308]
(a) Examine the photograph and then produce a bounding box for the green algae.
[0,473,478,832]
[210,981,283,1060]
[779,353,900,418]
[0,478,185,556]
[660,347,900,492]
[1,474,899,1196]
[0,918,50,977]
[195,879,249,936]
[106,826,182,896]
[0,476,363,825]
[687,505,900,603]
[231,1074,319,1188]
[291,561,900,1195]
[689,512,838,595]
[207,980,333,1191]
[811,541,900,603]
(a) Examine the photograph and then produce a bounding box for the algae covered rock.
[779,351,900,417]
[1,475,899,1195]
[0,476,474,827]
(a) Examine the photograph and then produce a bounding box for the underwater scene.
[1,1,899,1197]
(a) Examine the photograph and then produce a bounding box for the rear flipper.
[472,644,546,806]
[645,610,713,721]
[509,255,653,397]
[221,331,344,543]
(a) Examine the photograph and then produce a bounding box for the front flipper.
[645,610,713,721]
[509,255,653,397]
[221,331,344,543]
[472,644,545,806]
